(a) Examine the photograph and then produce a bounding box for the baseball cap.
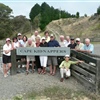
[76,38,80,41]
[70,37,74,40]
[64,54,70,58]
[6,38,11,42]
[50,34,54,37]
[17,33,22,36]
[41,37,45,40]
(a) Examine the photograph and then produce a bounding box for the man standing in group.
[59,35,66,47]
[17,33,24,47]
[31,30,41,43]
[65,36,70,47]
[48,34,60,75]
[77,38,94,53]
[68,37,76,49]
[75,38,84,50]
[25,38,36,74]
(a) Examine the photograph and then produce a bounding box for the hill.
[45,15,100,41]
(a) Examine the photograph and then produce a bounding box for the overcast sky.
[0,0,100,18]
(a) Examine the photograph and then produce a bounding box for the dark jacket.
[48,40,60,47]
[39,42,48,47]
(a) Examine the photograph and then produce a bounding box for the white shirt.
[59,40,66,47]
[3,44,12,56]
[65,40,70,47]
[13,42,19,49]
[31,35,41,43]
[18,39,24,47]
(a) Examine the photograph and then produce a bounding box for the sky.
[0,0,100,19]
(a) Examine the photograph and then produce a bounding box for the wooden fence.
[10,47,70,75]
[71,50,100,94]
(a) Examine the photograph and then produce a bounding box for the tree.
[12,15,30,34]
[97,6,100,15]
[84,14,87,17]
[0,3,13,39]
[29,2,76,31]
[76,12,80,18]
[29,3,41,22]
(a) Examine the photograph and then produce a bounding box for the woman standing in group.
[12,37,20,49]
[39,37,48,74]
[22,35,28,47]
[2,38,13,77]
[35,37,42,74]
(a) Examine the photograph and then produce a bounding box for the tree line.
[29,2,80,30]
[0,3,30,39]
[0,2,100,39]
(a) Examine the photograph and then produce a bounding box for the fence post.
[96,59,100,94]
[10,49,17,75]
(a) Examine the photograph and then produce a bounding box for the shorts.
[27,56,35,62]
[3,54,11,64]
[48,56,58,66]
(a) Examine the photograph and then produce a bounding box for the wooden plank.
[71,50,97,64]
[72,70,96,92]
[71,65,96,81]
[16,47,70,56]
[71,57,96,73]
[10,49,17,75]
[95,59,100,94]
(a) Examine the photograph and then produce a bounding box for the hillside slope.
[46,15,100,40]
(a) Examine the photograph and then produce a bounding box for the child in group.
[59,54,83,82]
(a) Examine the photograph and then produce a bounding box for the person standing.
[35,37,42,74]
[44,31,50,42]
[31,30,41,43]
[75,38,84,50]
[39,37,48,74]
[59,35,66,47]
[65,36,70,47]
[12,37,20,49]
[48,34,60,75]
[2,38,13,77]
[17,33,24,47]
[68,37,76,49]
[25,38,36,74]
[77,38,94,53]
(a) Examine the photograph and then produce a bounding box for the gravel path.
[0,69,85,100]
[0,44,100,100]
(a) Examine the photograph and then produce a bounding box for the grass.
[13,86,100,100]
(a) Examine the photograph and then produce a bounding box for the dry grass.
[13,86,100,100]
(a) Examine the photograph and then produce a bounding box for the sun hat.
[6,38,11,42]
[64,54,70,58]
[76,38,80,41]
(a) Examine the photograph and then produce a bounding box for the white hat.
[76,38,80,41]
[50,34,54,37]
[6,38,11,42]
[41,37,45,40]
[17,33,22,36]
[64,54,70,58]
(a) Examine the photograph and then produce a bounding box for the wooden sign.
[16,47,70,56]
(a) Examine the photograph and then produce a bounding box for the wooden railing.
[71,50,100,94]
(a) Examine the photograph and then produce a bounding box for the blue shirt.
[48,40,60,47]
[82,44,94,53]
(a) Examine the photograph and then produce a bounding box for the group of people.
[2,30,94,82]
